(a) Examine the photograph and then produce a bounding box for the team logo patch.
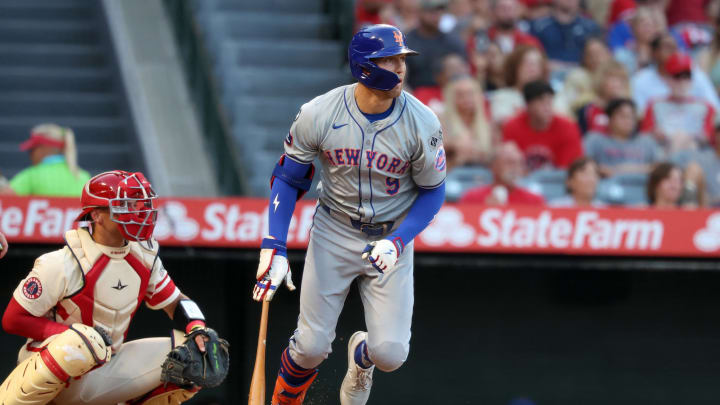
[285,132,293,146]
[22,277,42,299]
[434,146,446,172]
[429,136,438,148]
[393,30,404,46]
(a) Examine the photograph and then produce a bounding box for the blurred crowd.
[356,0,720,208]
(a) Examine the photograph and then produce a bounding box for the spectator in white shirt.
[631,32,720,114]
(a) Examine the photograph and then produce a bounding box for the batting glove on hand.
[253,238,296,302]
[362,239,400,274]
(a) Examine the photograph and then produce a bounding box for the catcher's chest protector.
[57,229,151,351]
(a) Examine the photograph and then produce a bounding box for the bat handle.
[248,300,269,405]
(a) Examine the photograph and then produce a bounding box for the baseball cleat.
[340,331,374,405]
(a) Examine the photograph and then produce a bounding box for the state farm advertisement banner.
[1,196,719,257]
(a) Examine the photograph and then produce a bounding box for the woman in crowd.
[559,37,614,119]
[647,162,685,208]
[441,75,495,168]
[474,42,506,91]
[614,7,666,74]
[576,61,631,134]
[584,98,663,177]
[549,157,604,207]
[647,162,705,208]
[489,44,548,123]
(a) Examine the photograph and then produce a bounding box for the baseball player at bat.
[253,24,446,405]
[0,170,228,405]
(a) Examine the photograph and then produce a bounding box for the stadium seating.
[191,0,350,196]
[445,166,493,201]
[0,0,145,179]
[517,168,568,202]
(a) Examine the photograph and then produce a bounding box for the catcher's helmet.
[348,24,418,91]
[75,170,158,242]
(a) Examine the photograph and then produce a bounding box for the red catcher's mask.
[76,171,158,242]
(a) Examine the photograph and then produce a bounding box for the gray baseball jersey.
[281,83,445,375]
[285,83,446,223]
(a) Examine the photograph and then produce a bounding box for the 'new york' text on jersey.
[285,83,445,223]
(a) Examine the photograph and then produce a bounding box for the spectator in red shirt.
[641,52,716,153]
[460,142,545,205]
[503,80,584,170]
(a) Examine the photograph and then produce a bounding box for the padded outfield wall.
[0,196,719,404]
[1,248,719,404]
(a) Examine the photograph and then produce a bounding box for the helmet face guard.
[349,24,419,91]
[108,172,157,242]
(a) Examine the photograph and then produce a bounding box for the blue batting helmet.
[348,24,418,91]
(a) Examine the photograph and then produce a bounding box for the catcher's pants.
[288,205,414,372]
[18,337,171,405]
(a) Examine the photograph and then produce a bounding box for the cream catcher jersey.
[285,83,446,223]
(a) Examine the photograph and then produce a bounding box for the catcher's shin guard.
[130,383,199,405]
[0,324,111,405]
[271,369,318,405]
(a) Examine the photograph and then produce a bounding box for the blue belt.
[320,204,394,236]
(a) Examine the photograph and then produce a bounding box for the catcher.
[0,170,229,405]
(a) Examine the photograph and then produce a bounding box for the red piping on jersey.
[68,254,111,326]
[146,275,177,307]
[123,252,151,340]
[63,253,150,341]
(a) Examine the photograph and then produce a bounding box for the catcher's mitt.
[161,327,230,389]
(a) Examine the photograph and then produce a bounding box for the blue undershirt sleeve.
[267,157,312,256]
[386,183,445,253]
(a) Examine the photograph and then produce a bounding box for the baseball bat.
[248,300,269,405]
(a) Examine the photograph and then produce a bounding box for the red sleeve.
[703,103,715,143]
[640,102,656,133]
[2,298,68,342]
[555,120,584,168]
